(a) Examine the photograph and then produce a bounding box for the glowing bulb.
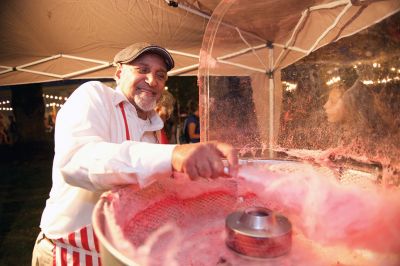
[362,80,373,85]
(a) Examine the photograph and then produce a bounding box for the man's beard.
[134,92,158,112]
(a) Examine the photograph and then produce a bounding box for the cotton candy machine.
[93,1,400,265]
[93,159,400,266]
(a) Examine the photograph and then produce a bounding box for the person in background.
[32,42,238,266]
[44,114,55,134]
[155,90,176,144]
[0,113,9,144]
[323,78,400,185]
[184,99,200,143]
[7,115,17,144]
[323,79,385,138]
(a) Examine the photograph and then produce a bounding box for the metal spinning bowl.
[225,206,292,258]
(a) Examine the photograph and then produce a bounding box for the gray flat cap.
[113,42,175,71]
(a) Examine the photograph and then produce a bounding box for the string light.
[42,94,68,110]
[372,62,381,68]
[42,94,68,101]
[0,94,69,113]
[326,76,341,86]
[46,103,63,108]
[362,76,400,85]
[0,100,12,112]
[328,62,400,86]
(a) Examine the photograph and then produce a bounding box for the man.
[32,43,238,265]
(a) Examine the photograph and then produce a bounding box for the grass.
[0,142,53,265]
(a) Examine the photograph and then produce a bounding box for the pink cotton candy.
[238,162,400,253]
[96,161,400,266]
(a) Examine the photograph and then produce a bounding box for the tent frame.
[0,0,398,82]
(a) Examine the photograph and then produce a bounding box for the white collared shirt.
[40,81,176,238]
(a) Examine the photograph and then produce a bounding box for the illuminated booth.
[93,1,400,265]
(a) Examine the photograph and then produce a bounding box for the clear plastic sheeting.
[198,0,400,185]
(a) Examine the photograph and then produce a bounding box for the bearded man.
[32,43,237,265]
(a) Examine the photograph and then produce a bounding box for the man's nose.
[146,72,157,87]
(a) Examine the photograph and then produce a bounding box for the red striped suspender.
[119,102,131,140]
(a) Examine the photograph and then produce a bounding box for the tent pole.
[310,0,348,11]
[236,28,267,69]
[218,44,266,60]
[61,54,109,65]
[62,64,112,79]
[167,50,199,59]
[16,68,63,79]
[217,60,265,73]
[307,2,353,53]
[17,55,61,69]
[268,44,274,158]
[168,64,199,76]
[274,9,310,69]
[164,0,265,43]
[0,66,13,75]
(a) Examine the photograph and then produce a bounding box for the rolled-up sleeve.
[55,82,175,191]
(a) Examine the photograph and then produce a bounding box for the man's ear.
[114,64,122,82]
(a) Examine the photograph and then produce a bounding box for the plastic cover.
[198,0,400,185]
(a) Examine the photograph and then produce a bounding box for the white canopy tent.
[0,0,398,86]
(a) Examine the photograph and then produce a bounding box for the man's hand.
[172,142,238,180]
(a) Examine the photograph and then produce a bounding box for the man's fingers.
[171,141,238,180]
[208,153,225,178]
[196,159,212,179]
[213,142,238,168]
[185,163,200,181]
